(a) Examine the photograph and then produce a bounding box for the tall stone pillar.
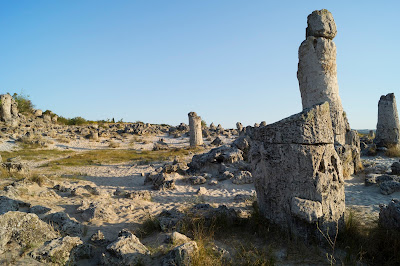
[0,94,19,126]
[0,94,13,122]
[188,112,203,147]
[375,93,400,148]
[297,9,348,145]
[297,9,361,177]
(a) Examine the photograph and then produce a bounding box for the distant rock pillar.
[188,112,203,147]
[0,94,19,126]
[375,93,400,147]
[297,9,347,145]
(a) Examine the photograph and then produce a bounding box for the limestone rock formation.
[249,103,345,241]
[236,122,243,132]
[162,241,198,266]
[306,9,337,39]
[45,212,83,237]
[374,93,400,148]
[188,112,203,147]
[379,199,400,229]
[0,211,58,254]
[30,236,82,264]
[0,94,19,126]
[101,230,150,265]
[297,9,361,177]
[298,10,346,144]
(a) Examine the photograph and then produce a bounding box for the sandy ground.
[3,135,399,224]
[2,134,400,265]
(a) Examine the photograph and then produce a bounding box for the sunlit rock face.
[375,93,400,148]
[297,9,361,177]
[249,103,345,241]
[188,112,203,147]
[0,94,19,126]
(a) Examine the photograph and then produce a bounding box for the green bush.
[12,93,34,114]
[57,116,88,125]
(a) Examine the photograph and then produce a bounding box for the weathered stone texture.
[306,9,337,39]
[298,9,360,177]
[379,199,400,229]
[375,93,400,147]
[0,94,19,125]
[101,230,150,265]
[188,112,203,147]
[0,211,58,254]
[249,103,344,240]
[297,36,347,144]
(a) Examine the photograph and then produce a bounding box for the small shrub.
[0,167,10,179]
[108,141,120,148]
[337,209,400,265]
[29,174,47,187]
[367,146,377,156]
[57,116,89,126]
[56,136,70,143]
[234,243,276,266]
[386,145,400,157]
[12,92,34,114]
[16,134,49,149]
[137,215,160,237]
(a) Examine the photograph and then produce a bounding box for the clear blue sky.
[1,0,399,129]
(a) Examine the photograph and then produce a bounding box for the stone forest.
[1,9,400,266]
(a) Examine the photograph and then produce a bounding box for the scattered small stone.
[164,232,191,246]
[391,161,400,175]
[101,230,150,265]
[219,171,234,181]
[380,180,400,195]
[45,212,83,237]
[379,199,400,229]
[234,194,254,202]
[209,180,218,186]
[232,171,253,185]
[29,205,51,215]
[162,241,198,266]
[0,196,30,214]
[189,176,207,185]
[196,187,207,195]
[211,137,223,146]
[30,236,83,264]
[78,201,116,222]
[90,230,107,245]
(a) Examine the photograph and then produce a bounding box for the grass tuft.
[385,145,400,157]
[137,215,161,238]
[337,209,400,264]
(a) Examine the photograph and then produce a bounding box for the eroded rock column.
[0,94,19,126]
[297,9,361,177]
[297,9,347,145]
[188,112,203,147]
[249,102,345,241]
[375,93,400,147]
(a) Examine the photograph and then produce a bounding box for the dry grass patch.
[0,167,26,180]
[108,141,120,148]
[16,134,51,149]
[385,145,400,157]
[337,209,400,265]
[41,147,203,167]
[56,136,70,143]
[1,149,73,162]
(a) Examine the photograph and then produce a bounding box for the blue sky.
[1,1,399,129]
